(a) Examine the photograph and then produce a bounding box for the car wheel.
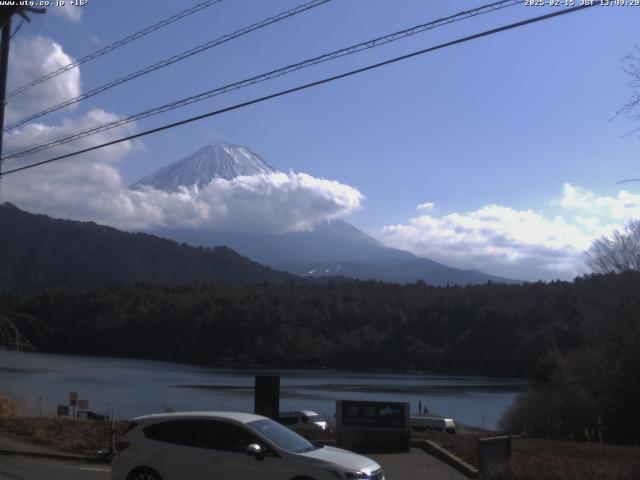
[128,467,163,480]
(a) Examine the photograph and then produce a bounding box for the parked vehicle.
[111,411,384,480]
[77,410,107,421]
[409,415,456,434]
[278,410,329,433]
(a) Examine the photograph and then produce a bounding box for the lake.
[0,350,528,430]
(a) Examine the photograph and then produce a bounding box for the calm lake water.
[0,350,528,430]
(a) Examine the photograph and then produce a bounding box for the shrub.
[0,394,20,416]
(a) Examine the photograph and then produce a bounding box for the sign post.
[69,391,78,418]
[254,376,280,420]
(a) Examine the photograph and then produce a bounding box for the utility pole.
[0,14,11,176]
[0,6,45,181]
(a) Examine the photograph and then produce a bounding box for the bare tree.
[615,47,640,184]
[616,46,640,132]
[0,308,46,350]
[587,220,640,274]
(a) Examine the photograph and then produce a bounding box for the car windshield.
[307,414,322,423]
[247,418,317,453]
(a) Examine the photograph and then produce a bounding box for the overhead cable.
[3,0,521,161]
[3,0,333,132]
[5,0,225,99]
[0,3,597,178]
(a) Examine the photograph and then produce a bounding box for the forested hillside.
[1,273,635,375]
[0,203,296,289]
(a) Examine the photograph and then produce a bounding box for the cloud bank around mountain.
[381,183,639,281]
[1,36,364,234]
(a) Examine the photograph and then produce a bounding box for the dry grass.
[0,395,20,416]
[0,416,130,455]
[487,439,640,480]
[421,426,640,480]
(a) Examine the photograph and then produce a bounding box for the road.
[0,455,109,480]
[371,448,469,480]
[0,448,468,480]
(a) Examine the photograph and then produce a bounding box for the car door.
[203,420,283,480]
[142,419,207,480]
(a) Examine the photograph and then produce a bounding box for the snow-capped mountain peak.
[132,141,276,191]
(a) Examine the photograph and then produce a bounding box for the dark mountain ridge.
[0,203,296,291]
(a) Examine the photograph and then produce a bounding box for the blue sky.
[2,0,639,280]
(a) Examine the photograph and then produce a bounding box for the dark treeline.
[3,272,639,443]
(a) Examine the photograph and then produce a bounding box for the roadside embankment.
[0,416,128,456]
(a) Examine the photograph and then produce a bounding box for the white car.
[279,410,329,433]
[111,411,384,480]
[410,415,457,434]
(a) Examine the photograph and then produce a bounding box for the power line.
[3,0,522,161]
[10,20,24,40]
[3,0,333,132]
[5,0,224,99]
[0,3,597,178]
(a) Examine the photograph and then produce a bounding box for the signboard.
[57,405,69,417]
[69,391,78,406]
[78,399,89,411]
[336,400,410,453]
[341,400,407,429]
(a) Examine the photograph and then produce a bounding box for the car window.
[279,416,298,425]
[202,420,260,453]
[143,420,204,448]
[247,418,317,453]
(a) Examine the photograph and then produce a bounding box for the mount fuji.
[132,143,275,191]
[134,142,517,285]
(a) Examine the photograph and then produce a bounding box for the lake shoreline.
[0,349,527,430]
[25,347,532,383]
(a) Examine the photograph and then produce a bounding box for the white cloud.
[558,183,594,210]
[49,4,83,22]
[6,36,81,125]
[4,108,138,163]
[417,202,435,212]
[1,35,363,235]
[88,34,101,46]
[381,184,640,281]
[4,165,364,233]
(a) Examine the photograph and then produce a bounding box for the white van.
[278,410,329,433]
[410,415,456,434]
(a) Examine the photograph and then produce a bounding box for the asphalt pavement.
[371,448,469,480]
[0,455,110,480]
[0,449,469,480]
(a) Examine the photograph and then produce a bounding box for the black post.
[254,375,280,420]
[0,14,11,172]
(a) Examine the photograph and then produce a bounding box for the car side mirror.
[246,443,264,461]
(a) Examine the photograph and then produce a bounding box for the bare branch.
[0,308,48,350]
[586,220,640,274]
